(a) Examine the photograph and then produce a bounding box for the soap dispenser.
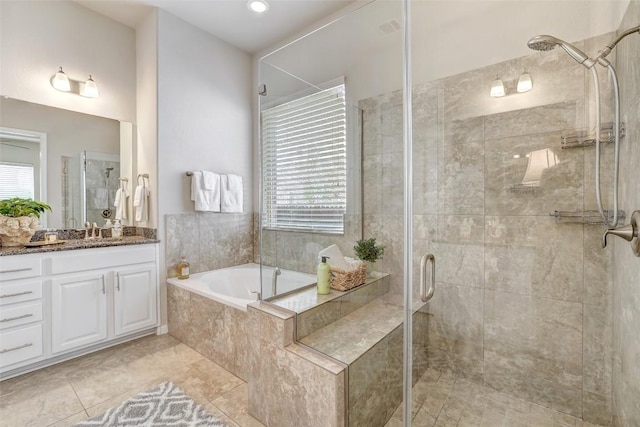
[317,256,331,295]
[112,219,123,238]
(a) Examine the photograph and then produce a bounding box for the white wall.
[156,10,253,323]
[0,1,136,122]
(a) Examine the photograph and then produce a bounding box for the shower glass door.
[406,0,623,424]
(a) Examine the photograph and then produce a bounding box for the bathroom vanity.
[0,238,159,379]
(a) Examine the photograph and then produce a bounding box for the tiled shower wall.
[360,32,619,423]
[612,1,640,426]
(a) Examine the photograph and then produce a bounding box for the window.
[0,162,35,200]
[262,84,347,233]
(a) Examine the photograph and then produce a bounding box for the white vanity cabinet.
[113,264,157,337]
[51,272,109,354]
[0,243,159,377]
[0,255,45,371]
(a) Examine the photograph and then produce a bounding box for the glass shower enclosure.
[258,0,635,425]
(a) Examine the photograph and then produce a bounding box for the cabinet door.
[51,273,108,354]
[114,264,157,336]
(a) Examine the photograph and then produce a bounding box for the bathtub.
[167,263,316,311]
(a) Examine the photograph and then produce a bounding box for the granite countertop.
[0,236,160,256]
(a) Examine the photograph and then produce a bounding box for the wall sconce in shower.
[50,67,99,98]
[517,71,533,93]
[490,71,533,97]
[490,76,506,97]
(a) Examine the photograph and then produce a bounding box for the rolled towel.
[319,245,351,271]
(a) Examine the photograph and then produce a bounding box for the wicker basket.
[330,263,367,291]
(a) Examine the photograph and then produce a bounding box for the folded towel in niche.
[220,174,243,213]
[190,171,220,212]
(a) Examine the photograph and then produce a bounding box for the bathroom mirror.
[0,97,133,229]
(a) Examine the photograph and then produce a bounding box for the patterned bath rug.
[74,381,228,426]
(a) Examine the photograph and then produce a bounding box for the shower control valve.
[602,210,640,256]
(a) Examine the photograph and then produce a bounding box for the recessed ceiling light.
[248,0,269,13]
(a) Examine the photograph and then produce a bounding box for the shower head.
[105,167,114,178]
[527,35,595,68]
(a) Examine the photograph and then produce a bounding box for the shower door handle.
[420,254,435,303]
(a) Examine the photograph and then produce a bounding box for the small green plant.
[0,198,52,218]
[354,237,385,263]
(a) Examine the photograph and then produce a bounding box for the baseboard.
[156,324,169,335]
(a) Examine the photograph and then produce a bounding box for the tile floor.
[0,334,263,427]
[0,333,609,427]
[386,368,607,427]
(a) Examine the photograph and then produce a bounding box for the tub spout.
[272,267,282,297]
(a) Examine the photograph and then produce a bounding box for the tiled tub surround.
[167,283,249,380]
[611,1,640,426]
[166,213,253,277]
[360,32,620,424]
[270,275,429,427]
[247,302,347,427]
[255,213,362,274]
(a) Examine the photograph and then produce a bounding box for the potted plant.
[354,237,385,276]
[0,198,52,247]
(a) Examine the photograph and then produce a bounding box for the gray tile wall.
[165,213,253,277]
[360,32,621,423]
[612,1,640,426]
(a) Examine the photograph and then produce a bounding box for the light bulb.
[490,76,505,97]
[247,0,268,13]
[81,75,99,98]
[51,67,70,92]
[517,72,533,93]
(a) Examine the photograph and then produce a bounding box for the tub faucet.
[272,267,281,297]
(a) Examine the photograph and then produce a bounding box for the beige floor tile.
[46,410,89,427]
[0,381,84,427]
[203,402,241,427]
[84,377,172,417]
[171,358,243,403]
[212,383,250,419]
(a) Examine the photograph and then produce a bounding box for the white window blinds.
[0,162,35,200]
[262,84,347,233]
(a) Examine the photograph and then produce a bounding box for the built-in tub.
[166,263,316,380]
[167,263,316,310]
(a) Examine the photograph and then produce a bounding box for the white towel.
[190,171,220,212]
[114,187,129,220]
[133,185,149,222]
[319,245,351,271]
[220,174,243,213]
[202,171,216,190]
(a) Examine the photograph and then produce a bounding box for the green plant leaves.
[354,237,385,263]
[0,198,52,218]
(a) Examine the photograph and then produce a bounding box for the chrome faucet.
[272,267,282,297]
[66,217,77,228]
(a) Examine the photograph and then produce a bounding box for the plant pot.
[365,261,376,277]
[0,215,40,247]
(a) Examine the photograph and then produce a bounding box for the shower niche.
[62,151,120,228]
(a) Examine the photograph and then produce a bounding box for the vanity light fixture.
[517,71,533,93]
[490,76,506,97]
[51,67,71,92]
[247,0,269,13]
[81,75,99,98]
[50,68,99,98]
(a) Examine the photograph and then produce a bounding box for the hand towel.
[133,184,149,222]
[220,174,243,213]
[190,171,220,212]
[114,187,129,220]
[319,245,351,271]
